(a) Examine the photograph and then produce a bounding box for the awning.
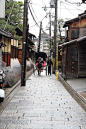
[59,36,86,47]
[28,38,34,45]
[0,28,16,39]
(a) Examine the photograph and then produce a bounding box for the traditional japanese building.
[0,27,36,87]
[0,29,16,66]
[61,11,86,79]
[15,27,36,64]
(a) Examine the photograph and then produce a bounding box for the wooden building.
[15,27,36,64]
[0,29,16,66]
[61,11,86,79]
[0,27,36,66]
[63,10,86,41]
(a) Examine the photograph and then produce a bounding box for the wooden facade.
[62,11,86,79]
[11,38,18,59]
[0,29,14,66]
[0,27,36,67]
[61,36,86,79]
[78,40,86,77]
[15,27,35,64]
[63,11,86,41]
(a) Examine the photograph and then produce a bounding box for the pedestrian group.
[36,57,53,76]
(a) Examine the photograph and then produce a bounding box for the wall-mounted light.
[0,42,6,48]
[18,43,21,45]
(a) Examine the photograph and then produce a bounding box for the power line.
[41,0,46,6]
[29,9,52,28]
[30,2,43,6]
[63,0,84,12]
[29,3,39,23]
[65,0,81,5]
[60,7,83,10]
[28,4,40,28]
[29,5,53,39]
[65,0,86,7]
[28,1,53,39]
[62,3,76,16]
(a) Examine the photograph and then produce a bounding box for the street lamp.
[0,42,6,48]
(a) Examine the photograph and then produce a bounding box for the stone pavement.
[67,78,86,99]
[0,71,86,129]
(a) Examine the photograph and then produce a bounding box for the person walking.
[36,57,42,75]
[47,57,53,75]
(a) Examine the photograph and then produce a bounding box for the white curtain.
[0,0,5,18]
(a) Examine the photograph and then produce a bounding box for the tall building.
[34,38,38,52]
[34,32,50,57]
[41,32,50,57]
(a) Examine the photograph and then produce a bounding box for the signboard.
[0,0,5,18]
[50,0,55,8]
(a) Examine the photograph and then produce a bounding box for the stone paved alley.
[0,72,86,129]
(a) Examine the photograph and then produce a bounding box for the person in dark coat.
[36,57,42,75]
[47,57,53,75]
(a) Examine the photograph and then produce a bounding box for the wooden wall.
[66,44,78,78]
[2,52,11,66]
[62,40,86,79]
[62,46,67,79]
[68,18,86,41]
[78,41,86,77]
[18,49,22,65]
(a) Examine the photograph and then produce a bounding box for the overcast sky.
[15,0,86,37]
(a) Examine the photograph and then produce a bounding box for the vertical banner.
[0,0,5,18]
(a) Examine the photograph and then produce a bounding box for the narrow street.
[0,71,86,129]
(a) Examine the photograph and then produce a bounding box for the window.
[71,29,79,39]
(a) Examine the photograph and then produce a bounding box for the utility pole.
[21,0,28,86]
[38,21,42,52]
[52,0,57,74]
[49,12,51,57]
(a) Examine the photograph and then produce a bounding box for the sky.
[15,0,86,38]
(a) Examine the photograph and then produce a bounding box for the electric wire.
[28,4,40,28]
[41,0,46,6]
[62,3,76,16]
[65,0,86,8]
[29,9,52,28]
[29,2,40,23]
[65,0,81,5]
[30,2,43,6]
[63,0,84,12]
[29,4,53,39]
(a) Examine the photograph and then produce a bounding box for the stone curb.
[0,69,33,114]
[5,68,33,98]
[58,73,86,111]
